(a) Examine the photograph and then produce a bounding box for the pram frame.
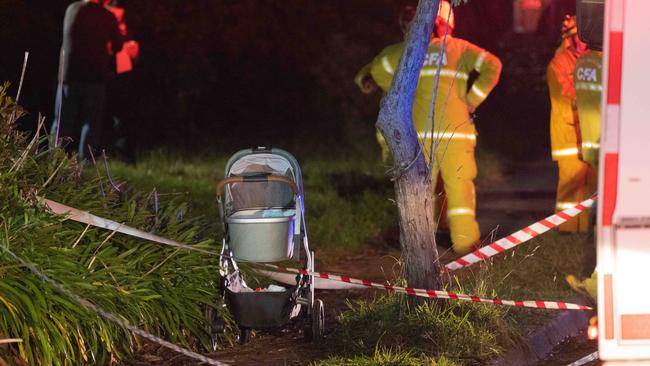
[212,147,322,345]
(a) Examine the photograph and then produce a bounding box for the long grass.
[0,84,227,365]
[316,346,460,366]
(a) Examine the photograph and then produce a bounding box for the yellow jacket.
[574,51,603,166]
[547,44,584,160]
[369,36,502,140]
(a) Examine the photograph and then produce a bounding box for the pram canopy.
[223,148,304,214]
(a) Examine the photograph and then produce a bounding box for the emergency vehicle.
[577,0,650,364]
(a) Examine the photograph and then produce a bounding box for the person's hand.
[360,78,378,94]
[125,40,140,60]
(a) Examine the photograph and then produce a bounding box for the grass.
[109,142,506,250]
[318,231,594,365]
[0,84,229,365]
[109,148,400,249]
[316,347,460,366]
[331,294,512,361]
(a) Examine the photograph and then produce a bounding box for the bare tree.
[376,0,441,290]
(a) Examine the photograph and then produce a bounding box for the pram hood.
[222,148,305,213]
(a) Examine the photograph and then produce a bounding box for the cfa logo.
[576,67,597,82]
[423,52,447,67]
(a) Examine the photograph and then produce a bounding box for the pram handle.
[216,175,299,195]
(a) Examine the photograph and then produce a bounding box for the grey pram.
[212,147,323,344]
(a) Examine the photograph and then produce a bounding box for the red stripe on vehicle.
[607,31,623,105]
[603,153,619,226]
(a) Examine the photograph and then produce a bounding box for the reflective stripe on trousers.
[556,201,580,210]
[447,207,475,217]
[581,142,599,149]
[552,147,580,159]
[417,132,476,141]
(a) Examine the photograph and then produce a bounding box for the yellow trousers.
[377,133,479,253]
[556,158,597,232]
[428,138,480,254]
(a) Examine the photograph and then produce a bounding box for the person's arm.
[551,55,577,100]
[354,62,378,94]
[462,42,502,111]
[108,13,124,54]
[369,44,401,93]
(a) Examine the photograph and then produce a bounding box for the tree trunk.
[376,0,441,290]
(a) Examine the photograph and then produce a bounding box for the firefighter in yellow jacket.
[565,50,603,301]
[574,50,602,169]
[547,15,589,233]
[359,2,502,254]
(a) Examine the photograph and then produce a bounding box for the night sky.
[1,0,575,157]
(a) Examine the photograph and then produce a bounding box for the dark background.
[1,0,575,158]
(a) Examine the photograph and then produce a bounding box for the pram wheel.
[204,305,224,351]
[304,299,324,342]
[238,326,252,345]
[313,299,325,341]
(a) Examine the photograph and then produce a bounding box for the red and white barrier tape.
[40,197,592,311]
[445,194,597,272]
[40,198,219,256]
[259,264,591,311]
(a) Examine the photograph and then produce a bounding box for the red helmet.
[398,1,455,34]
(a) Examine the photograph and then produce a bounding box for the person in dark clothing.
[105,0,139,164]
[50,0,123,162]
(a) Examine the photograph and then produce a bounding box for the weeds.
[317,346,459,366]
